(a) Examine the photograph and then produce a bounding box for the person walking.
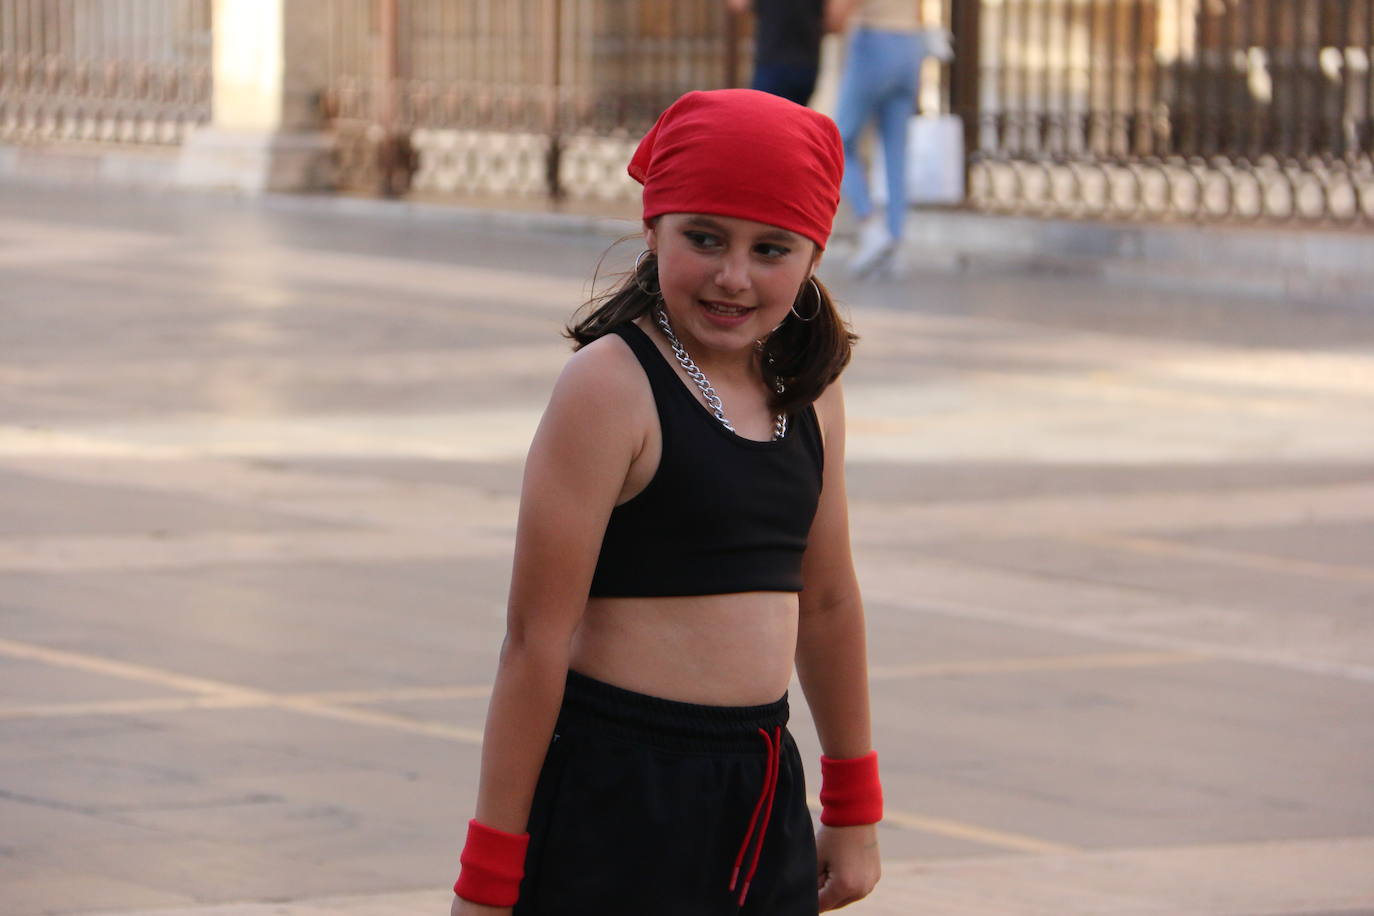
[728,0,826,106]
[829,0,947,276]
[449,89,884,915]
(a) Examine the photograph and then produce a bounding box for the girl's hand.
[450,897,511,916]
[816,823,881,911]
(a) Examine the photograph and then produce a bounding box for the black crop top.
[588,322,825,597]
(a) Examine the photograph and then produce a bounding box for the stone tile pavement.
[66,836,1374,915]
[2,182,1373,916]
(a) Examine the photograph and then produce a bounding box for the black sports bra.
[588,322,825,597]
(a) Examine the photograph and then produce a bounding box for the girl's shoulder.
[814,375,845,408]
[545,326,654,427]
[559,325,646,390]
[810,376,847,450]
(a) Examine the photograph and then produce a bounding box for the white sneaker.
[849,217,895,277]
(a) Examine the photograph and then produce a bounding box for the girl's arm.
[462,338,647,849]
[797,379,871,758]
[795,379,882,911]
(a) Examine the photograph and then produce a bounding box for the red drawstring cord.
[741,726,783,905]
[728,726,783,907]
[728,729,773,895]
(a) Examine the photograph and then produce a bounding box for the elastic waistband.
[558,670,789,753]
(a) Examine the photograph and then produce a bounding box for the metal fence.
[321,0,747,198]
[0,0,211,146]
[4,0,1369,225]
[953,0,1374,223]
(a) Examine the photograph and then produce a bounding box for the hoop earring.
[791,276,822,322]
[634,248,660,297]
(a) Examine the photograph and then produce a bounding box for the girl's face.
[645,213,821,358]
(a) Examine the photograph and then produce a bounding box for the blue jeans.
[833,28,925,240]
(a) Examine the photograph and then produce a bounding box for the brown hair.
[565,246,857,416]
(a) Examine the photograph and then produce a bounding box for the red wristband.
[819,750,883,826]
[453,818,531,907]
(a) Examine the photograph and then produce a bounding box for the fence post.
[546,0,564,203]
[725,8,740,88]
[374,0,416,197]
[949,0,981,203]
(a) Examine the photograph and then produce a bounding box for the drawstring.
[728,725,783,907]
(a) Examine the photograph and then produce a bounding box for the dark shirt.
[588,323,825,598]
[753,0,824,69]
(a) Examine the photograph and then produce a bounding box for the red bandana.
[628,89,844,250]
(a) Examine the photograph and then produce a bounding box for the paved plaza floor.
[2,182,1373,915]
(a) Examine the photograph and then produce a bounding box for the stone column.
[177,0,335,192]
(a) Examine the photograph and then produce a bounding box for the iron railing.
[952,0,1374,223]
[320,0,747,198]
[3,0,1368,225]
[0,0,211,146]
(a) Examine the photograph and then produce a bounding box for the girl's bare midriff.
[571,593,799,706]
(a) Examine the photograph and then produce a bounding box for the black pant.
[514,671,819,915]
[752,62,820,107]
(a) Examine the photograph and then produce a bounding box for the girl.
[451,89,883,916]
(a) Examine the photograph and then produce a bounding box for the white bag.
[871,114,965,206]
[908,113,965,205]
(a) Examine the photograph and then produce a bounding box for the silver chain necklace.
[653,307,787,441]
